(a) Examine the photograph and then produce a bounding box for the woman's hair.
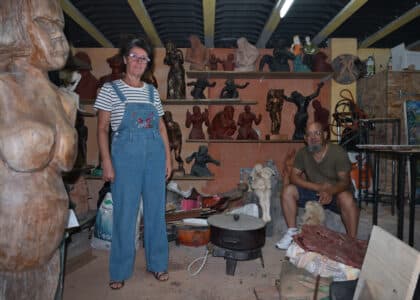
[119,37,154,71]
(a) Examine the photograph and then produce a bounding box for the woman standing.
[95,37,172,289]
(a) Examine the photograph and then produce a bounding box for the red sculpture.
[208,106,237,139]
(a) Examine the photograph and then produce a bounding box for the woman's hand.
[102,159,115,182]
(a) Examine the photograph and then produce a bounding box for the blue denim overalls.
[109,82,168,281]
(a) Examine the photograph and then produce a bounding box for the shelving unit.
[186,71,332,80]
[186,139,305,143]
[162,99,257,105]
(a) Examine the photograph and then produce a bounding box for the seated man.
[276,122,359,249]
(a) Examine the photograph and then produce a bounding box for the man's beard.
[307,144,322,153]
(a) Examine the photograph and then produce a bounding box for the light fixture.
[279,0,294,18]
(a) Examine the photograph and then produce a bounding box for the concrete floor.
[62,204,420,300]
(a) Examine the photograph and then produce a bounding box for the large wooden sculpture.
[0,0,77,298]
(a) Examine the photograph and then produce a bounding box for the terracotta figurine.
[285,82,324,140]
[164,41,186,99]
[266,89,286,135]
[185,106,209,140]
[0,0,77,298]
[207,54,221,70]
[234,37,259,72]
[186,145,220,177]
[220,79,249,99]
[219,53,235,71]
[187,78,216,99]
[185,34,209,71]
[237,105,262,140]
[208,105,237,139]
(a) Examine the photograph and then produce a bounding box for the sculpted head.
[0,0,69,70]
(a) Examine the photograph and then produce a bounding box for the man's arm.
[290,167,321,192]
[318,171,351,205]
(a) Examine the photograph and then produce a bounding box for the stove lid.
[207,213,265,231]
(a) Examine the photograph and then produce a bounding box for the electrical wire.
[187,249,210,276]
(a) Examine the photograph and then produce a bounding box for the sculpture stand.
[266,134,287,141]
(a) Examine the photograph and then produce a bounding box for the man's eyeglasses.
[127,53,150,64]
[305,130,323,138]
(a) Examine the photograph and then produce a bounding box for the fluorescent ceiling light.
[280,0,294,18]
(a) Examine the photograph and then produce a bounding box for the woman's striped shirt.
[94,79,164,131]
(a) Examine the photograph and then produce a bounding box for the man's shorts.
[297,187,340,213]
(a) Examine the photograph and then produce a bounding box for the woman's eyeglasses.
[127,53,150,64]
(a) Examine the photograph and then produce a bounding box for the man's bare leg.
[281,184,299,228]
[337,191,360,238]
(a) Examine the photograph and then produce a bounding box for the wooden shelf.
[80,99,95,105]
[186,139,305,143]
[171,175,214,180]
[186,71,332,80]
[162,99,257,105]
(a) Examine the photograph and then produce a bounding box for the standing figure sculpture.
[187,78,216,99]
[185,106,209,139]
[234,37,259,72]
[163,111,184,175]
[186,145,220,177]
[164,41,186,99]
[266,89,286,135]
[286,82,324,140]
[219,53,236,71]
[207,54,221,70]
[220,79,249,99]
[208,105,237,139]
[185,35,209,71]
[237,105,262,140]
[0,0,78,298]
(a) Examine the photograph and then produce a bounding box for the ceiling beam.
[127,0,163,47]
[256,0,283,48]
[312,0,368,45]
[359,4,420,48]
[60,0,114,47]
[202,0,216,48]
[407,40,420,51]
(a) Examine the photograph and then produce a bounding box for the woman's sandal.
[109,281,124,290]
[150,271,169,282]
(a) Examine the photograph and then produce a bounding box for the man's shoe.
[275,228,298,250]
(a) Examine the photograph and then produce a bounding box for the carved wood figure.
[266,89,286,135]
[208,105,237,139]
[285,82,324,140]
[185,106,209,139]
[185,34,209,71]
[207,54,222,70]
[163,111,184,175]
[164,41,186,99]
[0,0,77,298]
[236,105,262,140]
[219,53,235,71]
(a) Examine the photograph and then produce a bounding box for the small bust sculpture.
[187,78,216,99]
[208,105,237,139]
[185,34,209,71]
[99,53,125,87]
[220,79,249,99]
[73,51,100,100]
[237,105,262,140]
[185,106,209,139]
[259,40,295,72]
[186,145,220,177]
[234,37,259,72]
[164,41,186,99]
